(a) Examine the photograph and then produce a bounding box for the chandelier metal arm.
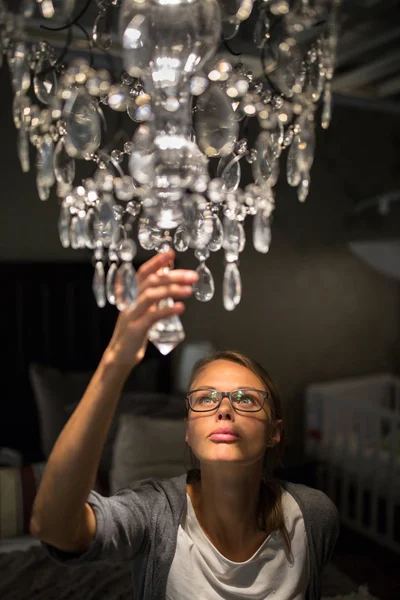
[40,0,93,33]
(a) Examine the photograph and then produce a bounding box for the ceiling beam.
[336,25,400,68]
[376,75,400,97]
[332,51,400,92]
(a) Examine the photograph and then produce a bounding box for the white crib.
[305,373,400,554]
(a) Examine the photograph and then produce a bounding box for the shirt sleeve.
[41,487,147,566]
[317,490,340,569]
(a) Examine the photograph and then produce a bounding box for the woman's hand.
[104,249,198,371]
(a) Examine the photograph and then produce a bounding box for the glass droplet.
[106,262,118,305]
[115,262,138,311]
[58,202,70,248]
[223,262,242,311]
[208,215,223,251]
[63,89,101,159]
[194,84,239,157]
[11,42,31,96]
[94,196,117,247]
[287,136,302,187]
[108,85,130,111]
[119,238,137,262]
[194,263,215,302]
[217,153,241,191]
[147,297,185,355]
[93,261,106,307]
[17,128,30,173]
[53,137,75,185]
[33,58,57,104]
[174,224,190,252]
[36,136,55,191]
[253,203,272,254]
[298,171,310,202]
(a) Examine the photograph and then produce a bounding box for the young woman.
[31,249,339,600]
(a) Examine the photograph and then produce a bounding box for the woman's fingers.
[135,249,175,284]
[138,268,198,295]
[143,302,185,330]
[129,283,194,321]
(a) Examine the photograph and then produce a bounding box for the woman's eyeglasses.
[186,388,270,413]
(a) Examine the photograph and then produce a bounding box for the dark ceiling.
[14,0,400,115]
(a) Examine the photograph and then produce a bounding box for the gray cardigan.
[43,472,340,600]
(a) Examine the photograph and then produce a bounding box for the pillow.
[110,414,187,494]
[29,364,94,460]
[0,463,46,539]
[29,363,187,496]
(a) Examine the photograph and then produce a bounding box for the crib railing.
[305,373,400,553]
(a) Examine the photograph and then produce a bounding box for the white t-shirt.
[166,487,310,600]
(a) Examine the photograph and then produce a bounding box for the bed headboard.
[0,261,173,464]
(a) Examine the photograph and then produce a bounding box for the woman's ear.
[269,419,283,446]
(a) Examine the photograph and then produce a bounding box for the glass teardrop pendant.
[147,298,185,355]
[193,263,215,302]
[93,261,106,308]
[223,262,242,311]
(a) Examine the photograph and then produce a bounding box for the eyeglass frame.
[185,387,271,413]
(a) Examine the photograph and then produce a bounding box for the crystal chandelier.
[3,0,341,354]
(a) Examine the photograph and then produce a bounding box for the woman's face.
[185,359,280,469]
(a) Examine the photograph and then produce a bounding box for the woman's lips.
[209,433,239,442]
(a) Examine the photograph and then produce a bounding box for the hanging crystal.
[129,124,154,185]
[70,214,86,249]
[93,261,106,308]
[13,95,31,129]
[53,138,75,185]
[194,261,215,302]
[63,89,101,158]
[106,262,118,305]
[298,171,310,202]
[94,195,117,247]
[296,117,316,172]
[195,84,239,157]
[138,216,163,250]
[36,135,55,200]
[268,158,280,187]
[147,294,186,355]
[321,81,332,130]
[254,7,270,48]
[253,202,272,253]
[208,214,224,251]
[120,0,221,92]
[187,211,213,249]
[238,222,246,252]
[17,127,29,173]
[223,262,242,311]
[84,208,97,249]
[217,153,241,191]
[305,43,325,103]
[58,202,70,248]
[115,262,138,311]
[174,224,190,252]
[93,9,112,51]
[11,42,31,96]
[33,57,57,104]
[223,217,241,253]
[147,242,185,355]
[286,136,303,187]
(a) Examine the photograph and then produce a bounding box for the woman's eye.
[200,394,215,402]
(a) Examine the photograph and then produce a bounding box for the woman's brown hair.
[183,349,292,556]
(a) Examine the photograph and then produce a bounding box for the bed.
[0,262,368,599]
